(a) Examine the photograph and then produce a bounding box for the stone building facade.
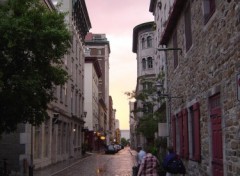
[85,33,111,145]
[0,0,91,175]
[150,0,240,175]
[132,21,158,147]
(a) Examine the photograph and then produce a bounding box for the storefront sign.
[237,73,240,101]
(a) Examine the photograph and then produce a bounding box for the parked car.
[105,144,116,154]
[119,144,124,149]
[113,144,121,152]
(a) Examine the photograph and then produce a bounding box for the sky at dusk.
[85,0,154,130]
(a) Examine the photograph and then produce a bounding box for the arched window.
[147,57,153,68]
[142,58,146,69]
[147,36,152,48]
[141,38,145,49]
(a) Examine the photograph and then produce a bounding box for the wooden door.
[210,94,223,176]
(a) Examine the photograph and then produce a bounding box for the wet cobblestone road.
[37,147,137,176]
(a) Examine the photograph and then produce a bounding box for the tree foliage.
[120,137,128,146]
[125,72,166,140]
[0,0,71,134]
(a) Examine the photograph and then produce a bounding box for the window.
[142,103,153,114]
[75,91,78,116]
[147,36,152,48]
[142,82,152,90]
[71,58,73,75]
[44,121,49,157]
[184,2,192,51]
[172,30,178,69]
[75,65,78,85]
[147,57,153,69]
[60,85,63,102]
[71,90,73,114]
[64,55,68,66]
[142,82,147,90]
[176,112,183,156]
[182,109,189,159]
[98,49,102,55]
[189,102,201,161]
[34,126,41,159]
[203,0,216,24]
[172,109,189,159]
[172,103,201,161]
[64,83,67,105]
[171,115,177,151]
[141,38,145,49]
[142,58,146,69]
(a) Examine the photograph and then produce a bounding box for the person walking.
[162,146,186,176]
[133,146,146,176]
[137,146,146,166]
[137,147,159,176]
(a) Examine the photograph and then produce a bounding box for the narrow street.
[35,146,137,176]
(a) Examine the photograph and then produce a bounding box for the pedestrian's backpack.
[163,153,186,174]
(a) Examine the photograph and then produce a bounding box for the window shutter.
[178,111,183,157]
[193,102,201,161]
[171,115,176,151]
[182,108,189,159]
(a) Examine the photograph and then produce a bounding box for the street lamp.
[155,81,182,144]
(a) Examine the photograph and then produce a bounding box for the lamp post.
[155,47,183,145]
[155,81,182,146]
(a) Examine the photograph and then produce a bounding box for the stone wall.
[165,1,240,175]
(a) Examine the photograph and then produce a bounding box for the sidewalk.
[34,153,92,176]
[128,147,138,166]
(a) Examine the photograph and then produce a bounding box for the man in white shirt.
[137,146,146,165]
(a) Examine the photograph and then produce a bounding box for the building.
[109,96,116,143]
[129,101,137,149]
[132,21,158,147]
[115,119,121,144]
[150,0,240,175]
[0,0,91,174]
[85,33,111,145]
[83,56,102,151]
[120,130,130,140]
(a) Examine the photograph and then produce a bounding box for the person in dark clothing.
[163,146,186,176]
